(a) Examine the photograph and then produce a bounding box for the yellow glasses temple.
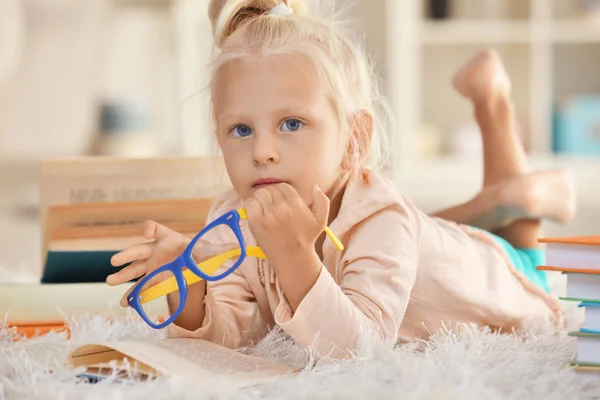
[324,226,344,251]
[235,208,344,251]
[139,247,266,304]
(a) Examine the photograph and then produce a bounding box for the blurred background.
[1,0,600,275]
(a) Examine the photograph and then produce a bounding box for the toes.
[525,171,577,223]
[452,49,511,101]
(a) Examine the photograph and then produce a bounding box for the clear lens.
[190,222,242,279]
[137,268,177,325]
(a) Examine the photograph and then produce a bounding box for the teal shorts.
[485,230,550,293]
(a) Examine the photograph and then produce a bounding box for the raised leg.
[431,170,575,231]
[432,49,576,247]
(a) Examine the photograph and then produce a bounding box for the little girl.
[107,0,576,359]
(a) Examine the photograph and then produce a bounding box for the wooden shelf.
[421,20,533,44]
[401,153,599,175]
[394,154,600,191]
[551,20,600,43]
[421,19,600,45]
[114,0,172,6]
[391,154,600,213]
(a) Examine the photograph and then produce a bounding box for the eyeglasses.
[127,208,344,329]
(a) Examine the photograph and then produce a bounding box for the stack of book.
[2,156,230,339]
[537,235,600,374]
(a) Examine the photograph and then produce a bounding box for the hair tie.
[268,3,293,16]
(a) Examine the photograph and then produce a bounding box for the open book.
[19,337,298,387]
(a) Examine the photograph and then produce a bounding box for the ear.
[354,110,374,157]
[342,110,373,169]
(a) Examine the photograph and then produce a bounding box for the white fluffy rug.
[1,268,600,399]
[1,305,599,399]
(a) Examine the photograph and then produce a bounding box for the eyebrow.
[218,106,317,123]
[274,106,317,117]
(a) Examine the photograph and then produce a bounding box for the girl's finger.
[265,185,286,206]
[156,229,188,252]
[106,260,148,286]
[277,182,307,210]
[143,220,178,241]
[149,232,188,268]
[310,185,330,227]
[245,196,264,221]
[111,242,155,267]
[252,188,273,215]
[120,282,138,307]
[118,270,168,307]
[275,182,301,202]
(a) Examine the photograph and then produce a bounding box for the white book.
[0,282,164,324]
[538,236,600,272]
[567,273,600,302]
[569,330,600,365]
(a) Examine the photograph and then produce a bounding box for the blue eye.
[230,124,253,138]
[281,118,304,132]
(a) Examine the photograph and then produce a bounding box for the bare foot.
[471,170,577,230]
[452,48,511,103]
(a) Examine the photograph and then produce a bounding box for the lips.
[253,178,284,187]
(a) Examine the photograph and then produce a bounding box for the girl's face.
[213,55,347,205]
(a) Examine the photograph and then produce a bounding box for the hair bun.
[208,0,307,48]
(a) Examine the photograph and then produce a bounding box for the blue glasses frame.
[127,209,248,329]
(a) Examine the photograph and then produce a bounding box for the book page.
[13,340,73,370]
[69,338,295,386]
[151,338,293,375]
[67,344,158,376]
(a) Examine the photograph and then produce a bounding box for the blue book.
[41,250,128,284]
[578,302,600,334]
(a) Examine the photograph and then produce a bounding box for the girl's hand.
[245,183,329,267]
[107,220,235,307]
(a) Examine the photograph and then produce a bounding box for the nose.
[252,131,280,166]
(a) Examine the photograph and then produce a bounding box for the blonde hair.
[208,0,391,172]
